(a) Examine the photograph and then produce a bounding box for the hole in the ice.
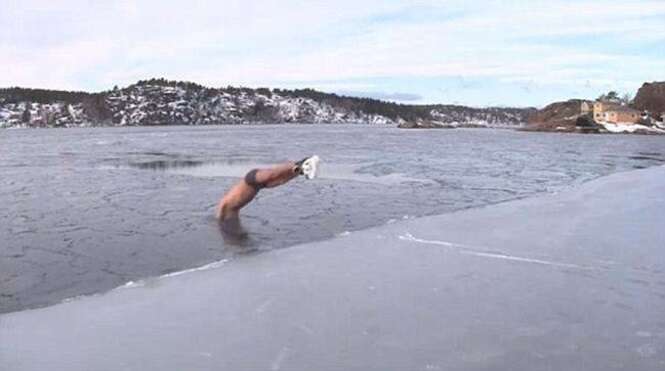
[128,160,205,170]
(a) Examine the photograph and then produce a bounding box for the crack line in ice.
[271,346,290,371]
[399,232,593,270]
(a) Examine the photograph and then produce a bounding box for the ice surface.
[2,166,665,370]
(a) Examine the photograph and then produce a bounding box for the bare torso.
[216,181,258,220]
[216,161,298,221]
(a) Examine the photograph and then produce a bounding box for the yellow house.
[603,107,640,124]
[593,101,616,121]
[593,101,640,124]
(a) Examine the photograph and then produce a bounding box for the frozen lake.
[2,125,665,313]
[3,157,664,371]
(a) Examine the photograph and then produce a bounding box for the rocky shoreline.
[524,82,665,135]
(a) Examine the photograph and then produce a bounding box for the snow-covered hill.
[0,79,533,128]
[428,105,532,127]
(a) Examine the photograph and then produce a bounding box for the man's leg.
[251,162,299,188]
[217,161,299,220]
[251,156,320,188]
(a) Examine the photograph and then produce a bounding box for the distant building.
[593,101,616,121]
[603,106,640,124]
[580,101,593,114]
[593,101,640,124]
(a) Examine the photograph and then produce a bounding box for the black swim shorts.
[244,169,265,190]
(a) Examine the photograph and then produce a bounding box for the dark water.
[2,125,665,313]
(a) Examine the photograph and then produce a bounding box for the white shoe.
[300,155,320,179]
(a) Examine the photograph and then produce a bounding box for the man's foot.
[295,155,320,179]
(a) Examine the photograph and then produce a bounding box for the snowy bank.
[600,121,665,134]
[2,166,665,371]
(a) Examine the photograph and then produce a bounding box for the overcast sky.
[1,0,663,107]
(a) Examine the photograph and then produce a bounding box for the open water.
[2,124,665,313]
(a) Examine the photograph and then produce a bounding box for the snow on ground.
[2,166,665,370]
[600,121,665,134]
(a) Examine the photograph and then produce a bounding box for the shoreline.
[5,122,665,135]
